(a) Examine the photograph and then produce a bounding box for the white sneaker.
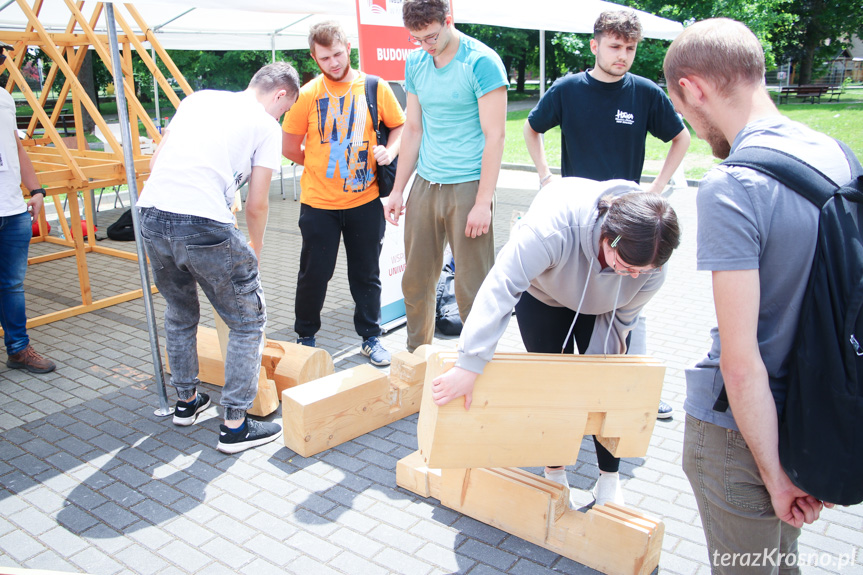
[591,471,625,507]
[544,467,575,510]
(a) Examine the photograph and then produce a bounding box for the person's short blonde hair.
[308,21,349,54]
[664,18,765,97]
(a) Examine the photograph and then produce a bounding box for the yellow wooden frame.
[0,0,193,331]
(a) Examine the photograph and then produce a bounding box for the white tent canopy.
[0,0,681,51]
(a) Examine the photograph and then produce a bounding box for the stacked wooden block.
[397,351,667,575]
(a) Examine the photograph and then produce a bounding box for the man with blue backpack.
[664,19,861,573]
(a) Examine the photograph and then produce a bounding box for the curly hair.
[594,10,643,43]
[402,0,449,31]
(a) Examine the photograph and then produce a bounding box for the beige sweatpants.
[401,175,495,352]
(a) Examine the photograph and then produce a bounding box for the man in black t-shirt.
[524,10,689,193]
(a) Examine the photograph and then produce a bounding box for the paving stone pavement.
[1,170,861,575]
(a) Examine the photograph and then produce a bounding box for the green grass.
[505,101,863,180]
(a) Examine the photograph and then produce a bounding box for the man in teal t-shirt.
[385,0,508,352]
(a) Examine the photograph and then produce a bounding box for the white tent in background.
[0,0,681,51]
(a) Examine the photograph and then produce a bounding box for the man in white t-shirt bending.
[138,63,299,454]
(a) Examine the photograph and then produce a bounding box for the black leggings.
[514,290,621,473]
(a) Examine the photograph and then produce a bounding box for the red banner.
[354,0,455,81]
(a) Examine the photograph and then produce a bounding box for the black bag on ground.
[364,75,398,198]
[435,257,462,336]
[106,208,136,241]
[718,142,863,505]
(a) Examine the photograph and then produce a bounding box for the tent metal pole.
[539,29,546,98]
[106,3,173,418]
[152,47,160,130]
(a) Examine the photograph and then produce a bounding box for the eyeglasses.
[409,28,443,46]
[610,251,662,276]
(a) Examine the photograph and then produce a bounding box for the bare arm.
[713,270,824,528]
[645,127,690,194]
[282,131,305,166]
[523,119,554,187]
[244,165,272,263]
[385,92,422,226]
[373,123,404,166]
[16,135,44,219]
[465,86,507,239]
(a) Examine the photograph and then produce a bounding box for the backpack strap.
[710,140,862,413]
[364,74,380,135]
[721,140,862,208]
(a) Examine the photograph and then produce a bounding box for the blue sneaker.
[657,400,673,419]
[361,336,391,366]
[297,336,316,347]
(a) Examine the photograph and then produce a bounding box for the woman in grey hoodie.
[431,177,681,507]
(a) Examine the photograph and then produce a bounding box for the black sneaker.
[217,418,282,454]
[173,393,211,426]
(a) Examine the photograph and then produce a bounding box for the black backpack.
[718,142,863,505]
[106,208,136,241]
[364,75,398,198]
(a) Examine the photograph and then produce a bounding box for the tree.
[623,0,794,69]
[458,24,537,91]
[771,0,863,84]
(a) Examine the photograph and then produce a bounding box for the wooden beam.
[212,311,278,418]
[112,7,182,112]
[417,352,665,469]
[189,326,334,397]
[397,453,664,575]
[124,4,194,97]
[281,347,433,457]
[59,0,160,145]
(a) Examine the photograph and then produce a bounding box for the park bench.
[777,84,832,104]
[826,85,843,102]
[16,112,76,135]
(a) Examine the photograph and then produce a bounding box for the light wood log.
[417,352,665,469]
[190,326,335,396]
[397,452,663,575]
[212,311,278,418]
[271,342,335,396]
[281,348,430,457]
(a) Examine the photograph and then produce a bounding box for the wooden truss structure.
[0,0,193,329]
[398,351,667,575]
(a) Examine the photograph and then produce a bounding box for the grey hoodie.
[456,178,668,374]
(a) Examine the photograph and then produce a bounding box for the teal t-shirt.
[404,33,508,184]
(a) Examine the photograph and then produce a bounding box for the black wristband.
[30,188,46,198]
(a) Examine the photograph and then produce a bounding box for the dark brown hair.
[598,192,680,268]
[594,10,642,43]
[402,0,449,31]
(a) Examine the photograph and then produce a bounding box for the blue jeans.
[0,211,32,355]
[139,208,266,420]
[683,415,801,575]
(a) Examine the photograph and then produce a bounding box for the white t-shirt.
[138,90,282,223]
[0,88,26,217]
